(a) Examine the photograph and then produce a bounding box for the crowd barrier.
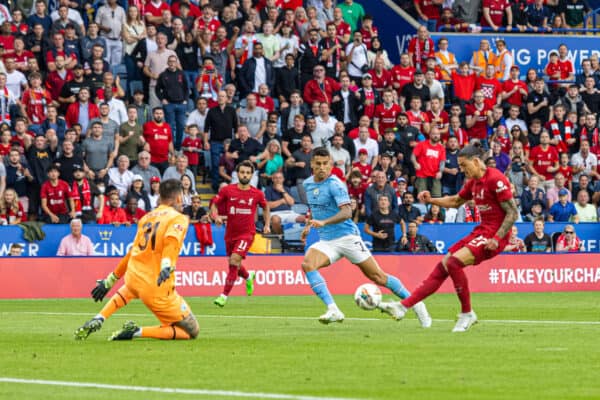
[1,253,599,299]
[0,222,598,257]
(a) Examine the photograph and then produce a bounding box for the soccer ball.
[354,283,382,310]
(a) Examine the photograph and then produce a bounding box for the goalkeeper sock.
[238,265,249,280]
[385,274,411,299]
[99,288,129,320]
[141,326,191,340]
[223,265,238,296]
[306,270,334,306]
[402,261,448,309]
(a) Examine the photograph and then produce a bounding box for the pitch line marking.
[0,377,365,400]
[3,311,600,325]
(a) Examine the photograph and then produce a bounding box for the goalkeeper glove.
[91,272,118,302]
[157,259,175,286]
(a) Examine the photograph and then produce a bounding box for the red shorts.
[448,231,508,266]
[226,235,255,258]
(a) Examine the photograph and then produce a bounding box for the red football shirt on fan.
[480,0,510,26]
[406,109,430,133]
[374,103,402,135]
[426,109,449,139]
[347,181,369,205]
[143,121,173,163]
[41,179,71,215]
[451,71,477,102]
[21,88,53,124]
[256,95,275,113]
[195,18,221,37]
[557,165,573,184]
[352,161,373,183]
[412,140,446,178]
[476,76,502,109]
[458,167,513,237]
[416,0,441,18]
[465,103,490,140]
[360,26,379,49]
[390,65,415,93]
[145,0,170,22]
[557,58,574,79]
[335,21,351,40]
[347,127,379,140]
[13,50,34,71]
[182,136,202,166]
[212,184,267,240]
[529,145,559,180]
[502,79,528,107]
[369,69,392,92]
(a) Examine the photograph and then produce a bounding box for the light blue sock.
[306,270,334,306]
[386,274,411,299]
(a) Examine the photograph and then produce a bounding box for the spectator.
[456,199,482,223]
[391,53,416,97]
[108,155,135,200]
[442,136,461,195]
[476,64,502,110]
[82,121,115,183]
[285,134,313,203]
[142,107,175,174]
[238,42,275,99]
[98,191,129,226]
[130,150,161,190]
[345,30,369,83]
[124,195,147,224]
[548,188,579,222]
[465,90,492,146]
[503,225,526,253]
[524,217,552,252]
[574,189,598,221]
[489,140,510,173]
[521,175,547,216]
[69,164,97,223]
[364,170,398,217]
[470,39,495,76]
[117,106,144,167]
[313,102,337,148]
[412,127,445,197]
[526,0,552,32]
[56,218,94,256]
[512,0,529,32]
[407,25,435,70]
[331,75,360,130]
[356,73,381,120]
[256,139,284,184]
[156,54,188,150]
[555,224,583,252]
[560,0,591,30]
[398,191,422,223]
[481,0,513,32]
[396,221,436,253]
[183,194,208,224]
[353,127,379,167]
[364,194,403,252]
[303,64,341,106]
[0,188,26,225]
[163,154,195,191]
[144,31,178,109]
[65,87,99,132]
[529,131,559,189]
[571,139,599,181]
[8,243,23,256]
[238,93,267,141]
[401,71,431,111]
[367,37,392,70]
[265,171,305,234]
[580,77,600,115]
[40,164,73,223]
[502,68,528,111]
[95,0,126,66]
[147,176,161,209]
[298,28,323,88]
[546,172,571,208]
[424,203,445,223]
[275,53,301,105]
[451,62,476,104]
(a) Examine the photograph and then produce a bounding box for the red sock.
[402,262,449,308]
[223,265,238,296]
[238,265,249,280]
[446,256,471,313]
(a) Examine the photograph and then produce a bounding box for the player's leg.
[74,285,136,340]
[215,237,253,306]
[301,244,344,324]
[446,246,478,333]
[355,256,432,328]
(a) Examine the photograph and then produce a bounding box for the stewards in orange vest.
[435,37,458,81]
[494,39,513,81]
[470,39,496,76]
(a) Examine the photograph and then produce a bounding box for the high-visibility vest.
[471,50,496,76]
[435,51,456,81]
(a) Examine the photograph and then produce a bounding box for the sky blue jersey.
[303,174,360,241]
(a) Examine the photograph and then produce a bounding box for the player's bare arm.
[209,203,223,225]
[262,204,271,234]
[310,204,352,228]
[486,198,520,251]
[418,190,466,209]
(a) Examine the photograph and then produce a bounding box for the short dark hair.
[236,160,255,174]
[159,179,183,200]
[458,142,486,160]
[312,147,330,159]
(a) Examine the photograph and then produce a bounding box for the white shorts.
[271,210,302,224]
[308,234,372,265]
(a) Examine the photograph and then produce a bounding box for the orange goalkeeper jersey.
[125,204,189,288]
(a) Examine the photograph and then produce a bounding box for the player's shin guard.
[306,270,334,306]
[385,274,411,299]
[99,289,129,320]
[223,265,239,296]
[141,326,191,340]
[446,256,471,313]
[401,261,449,309]
[238,265,249,280]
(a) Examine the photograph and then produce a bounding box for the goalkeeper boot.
[378,301,407,321]
[246,272,255,296]
[213,294,227,307]
[452,311,478,333]
[413,301,432,328]
[318,308,344,324]
[109,320,139,341]
[74,317,104,340]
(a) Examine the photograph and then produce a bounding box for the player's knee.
[188,325,199,339]
[301,260,316,273]
[229,254,242,266]
[371,271,387,286]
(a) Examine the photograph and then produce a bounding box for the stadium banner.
[1,253,599,299]
[1,222,599,257]
[429,33,599,75]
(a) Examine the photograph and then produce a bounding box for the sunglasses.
[564,231,574,234]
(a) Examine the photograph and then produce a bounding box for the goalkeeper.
[74,179,199,341]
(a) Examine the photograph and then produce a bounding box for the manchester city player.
[300,147,432,326]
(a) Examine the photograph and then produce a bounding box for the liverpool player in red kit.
[210,161,271,307]
[379,144,519,332]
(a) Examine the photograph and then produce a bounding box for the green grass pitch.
[0,292,599,400]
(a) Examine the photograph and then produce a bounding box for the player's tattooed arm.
[496,198,520,239]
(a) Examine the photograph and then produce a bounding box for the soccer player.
[379,143,519,332]
[300,147,431,326]
[211,160,271,307]
[74,179,199,341]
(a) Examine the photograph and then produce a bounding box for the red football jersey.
[369,69,392,92]
[182,136,202,166]
[458,167,513,237]
[347,181,368,206]
[557,165,573,184]
[352,161,372,182]
[426,109,449,139]
[213,184,267,240]
[406,109,430,133]
[481,0,510,27]
[412,140,446,178]
[529,145,559,180]
[465,103,490,140]
[502,79,528,107]
[390,65,415,94]
[374,103,402,135]
[143,121,173,163]
[41,179,71,215]
[476,76,502,109]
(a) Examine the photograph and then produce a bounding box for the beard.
[239,176,251,185]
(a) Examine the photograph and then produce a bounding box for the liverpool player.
[379,143,519,332]
[211,161,271,307]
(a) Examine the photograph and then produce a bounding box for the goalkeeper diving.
[74,179,199,341]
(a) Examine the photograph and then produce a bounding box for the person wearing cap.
[127,174,152,212]
[57,218,95,256]
[302,63,341,106]
[548,188,579,222]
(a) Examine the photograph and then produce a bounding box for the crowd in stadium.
[0,0,597,255]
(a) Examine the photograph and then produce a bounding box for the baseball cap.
[558,188,569,196]
[150,176,161,183]
[510,65,519,71]
[531,199,544,207]
[73,164,84,172]
[397,177,407,183]
[133,174,143,182]
[358,148,368,155]
[549,50,559,57]
[362,73,372,79]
